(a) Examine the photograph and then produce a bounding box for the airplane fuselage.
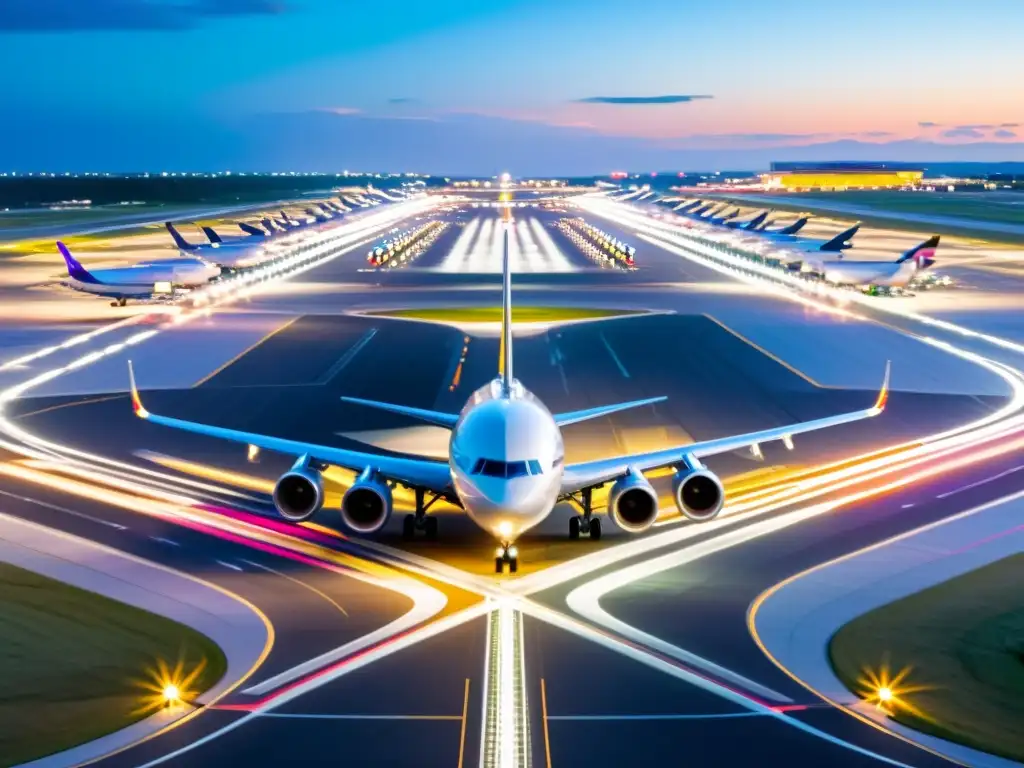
[818,259,920,288]
[448,378,564,542]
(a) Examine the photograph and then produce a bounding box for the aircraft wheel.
[424,516,438,540]
[508,557,518,574]
[495,557,505,574]
[569,516,581,540]
[402,514,416,540]
[589,518,602,541]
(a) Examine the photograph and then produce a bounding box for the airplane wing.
[561,363,889,495]
[129,363,452,493]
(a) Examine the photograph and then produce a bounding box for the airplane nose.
[481,484,534,513]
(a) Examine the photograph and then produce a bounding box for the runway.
[2,197,1023,767]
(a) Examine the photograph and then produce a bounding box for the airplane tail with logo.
[896,235,939,269]
[818,223,860,252]
[57,242,102,284]
[201,226,222,244]
[743,211,769,230]
[165,222,197,251]
[775,216,809,236]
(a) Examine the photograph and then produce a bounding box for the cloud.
[855,131,896,138]
[942,127,986,139]
[0,0,288,32]
[575,95,713,105]
[318,107,362,116]
[918,121,941,128]
[956,124,996,130]
[995,129,1018,139]
[1000,122,1021,128]
[387,98,420,105]
[676,132,833,144]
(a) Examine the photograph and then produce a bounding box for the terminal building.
[761,162,924,191]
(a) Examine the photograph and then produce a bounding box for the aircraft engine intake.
[673,457,724,522]
[273,466,325,522]
[608,469,659,533]
[341,470,394,534]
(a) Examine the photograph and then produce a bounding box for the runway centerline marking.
[0,487,127,530]
[546,712,768,721]
[192,316,301,388]
[540,679,552,768]
[316,327,379,385]
[241,557,349,617]
[257,712,464,721]
[458,677,471,768]
[149,536,180,547]
[936,464,1024,499]
[598,332,629,378]
[216,559,244,572]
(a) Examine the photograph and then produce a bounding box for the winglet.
[128,361,149,419]
[873,360,891,412]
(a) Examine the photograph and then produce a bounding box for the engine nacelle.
[672,457,724,522]
[341,469,394,535]
[272,465,325,522]
[608,468,659,534]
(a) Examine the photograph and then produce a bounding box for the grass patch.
[829,554,1024,762]
[372,306,641,323]
[0,562,227,767]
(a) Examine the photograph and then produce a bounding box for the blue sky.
[1,0,1023,173]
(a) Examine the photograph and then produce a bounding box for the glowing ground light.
[857,664,930,717]
[163,684,182,706]
[134,657,207,716]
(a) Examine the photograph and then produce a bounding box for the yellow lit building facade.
[762,162,924,191]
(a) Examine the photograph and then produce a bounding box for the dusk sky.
[2,0,1023,174]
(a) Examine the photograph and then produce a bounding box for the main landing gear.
[402,488,441,541]
[566,488,602,541]
[495,542,519,574]
[110,298,128,307]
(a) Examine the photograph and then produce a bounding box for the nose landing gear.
[495,543,519,574]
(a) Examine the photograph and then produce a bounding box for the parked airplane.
[127,218,889,572]
[725,211,769,231]
[807,236,939,288]
[165,222,271,269]
[57,242,219,306]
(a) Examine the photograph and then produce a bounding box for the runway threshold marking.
[241,557,349,616]
[192,315,301,388]
[598,332,630,378]
[458,677,470,768]
[540,679,552,768]
[700,313,832,389]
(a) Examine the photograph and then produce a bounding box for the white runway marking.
[437,216,579,273]
[440,218,481,273]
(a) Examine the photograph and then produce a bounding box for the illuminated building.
[762,162,924,191]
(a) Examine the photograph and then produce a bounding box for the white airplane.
[165,222,272,269]
[127,220,889,572]
[807,236,939,288]
[58,242,219,306]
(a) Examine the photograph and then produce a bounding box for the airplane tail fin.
[744,211,768,230]
[818,223,860,252]
[201,226,222,244]
[896,235,940,268]
[165,222,196,251]
[280,210,294,223]
[499,213,514,397]
[239,222,265,237]
[57,241,101,284]
[776,216,808,235]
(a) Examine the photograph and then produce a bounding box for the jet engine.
[672,456,724,522]
[273,463,325,522]
[341,469,394,534]
[608,468,659,533]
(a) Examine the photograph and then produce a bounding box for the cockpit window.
[471,458,544,477]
